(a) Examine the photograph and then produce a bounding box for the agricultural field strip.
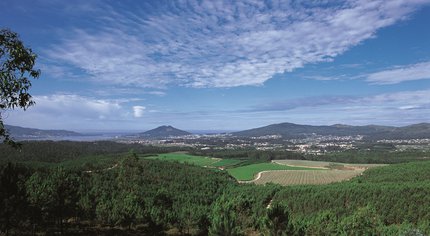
[145,153,247,168]
[272,160,329,169]
[274,159,387,169]
[145,153,220,167]
[211,158,243,167]
[254,169,365,185]
[238,170,286,183]
[227,162,315,181]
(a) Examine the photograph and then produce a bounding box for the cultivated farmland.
[254,169,364,185]
[273,159,386,169]
[227,162,315,181]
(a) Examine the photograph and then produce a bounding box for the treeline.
[0,141,189,163]
[1,141,428,165]
[190,148,304,162]
[313,149,430,164]
[191,147,430,164]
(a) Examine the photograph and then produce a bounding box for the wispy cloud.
[366,61,430,84]
[303,75,344,81]
[248,89,430,112]
[246,95,357,112]
[44,0,430,88]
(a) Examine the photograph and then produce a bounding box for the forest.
[1,141,430,235]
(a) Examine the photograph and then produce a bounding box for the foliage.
[26,167,79,232]
[0,163,31,234]
[0,29,40,146]
[263,203,293,236]
[210,184,282,233]
[208,195,243,236]
[338,205,382,235]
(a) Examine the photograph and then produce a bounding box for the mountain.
[4,125,82,139]
[233,122,430,140]
[138,125,191,139]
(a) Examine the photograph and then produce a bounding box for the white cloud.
[32,94,122,119]
[44,0,430,88]
[3,94,131,129]
[133,106,145,118]
[366,61,430,84]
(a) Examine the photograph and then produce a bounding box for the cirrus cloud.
[366,61,430,84]
[44,0,430,88]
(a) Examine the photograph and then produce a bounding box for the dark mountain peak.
[157,125,174,130]
[139,125,191,139]
[275,122,301,127]
[331,124,352,128]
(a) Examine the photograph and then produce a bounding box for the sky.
[1,0,430,132]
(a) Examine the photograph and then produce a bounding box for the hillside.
[138,125,191,139]
[4,125,82,139]
[233,122,430,140]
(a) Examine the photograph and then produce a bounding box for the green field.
[211,158,243,167]
[145,153,219,166]
[227,162,315,181]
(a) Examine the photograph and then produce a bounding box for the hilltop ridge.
[233,122,430,140]
[4,125,82,140]
[138,125,191,139]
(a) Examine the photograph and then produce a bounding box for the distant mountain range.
[4,125,83,139]
[137,125,191,139]
[233,122,430,140]
[5,122,430,141]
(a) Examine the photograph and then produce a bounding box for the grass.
[227,162,315,181]
[211,159,243,167]
[145,153,219,167]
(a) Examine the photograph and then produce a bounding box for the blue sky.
[1,0,430,131]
